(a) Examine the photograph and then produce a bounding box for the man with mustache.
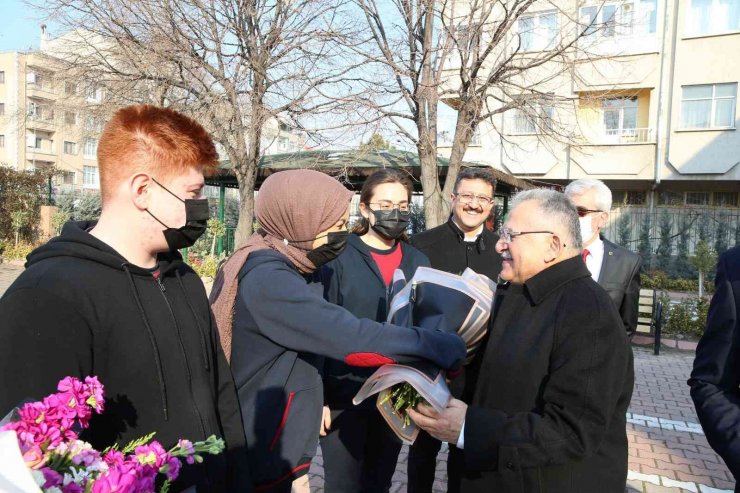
[409,189,634,493]
[407,167,502,492]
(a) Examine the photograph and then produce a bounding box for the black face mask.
[370,209,410,240]
[147,178,210,251]
[306,231,349,267]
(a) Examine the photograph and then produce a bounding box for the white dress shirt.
[584,236,605,282]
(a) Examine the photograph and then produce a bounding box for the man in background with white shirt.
[565,179,642,337]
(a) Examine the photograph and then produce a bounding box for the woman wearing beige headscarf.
[210,169,465,493]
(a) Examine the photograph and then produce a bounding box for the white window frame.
[65,111,77,125]
[602,97,639,136]
[0,71,5,83]
[685,0,740,37]
[517,10,559,52]
[63,141,77,155]
[680,83,737,130]
[84,138,98,159]
[83,165,99,188]
[510,102,555,135]
[581,1,657,37]
[0,102,4,116]
[0,135,4,148]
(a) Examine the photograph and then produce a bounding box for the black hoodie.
[0,221,251,491]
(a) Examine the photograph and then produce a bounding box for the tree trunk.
[15,230,19,248]
[234,168,257,248]
[698,270,704,297]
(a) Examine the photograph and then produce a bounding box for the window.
[84,116,102,132]
[714,191,738,206]
[0,103,4,116]
[65,111,76,125]
[658,191,684,206]
[681,83,736,129]
[582,1,657,37]
[278,137,289,152]
[0,135,4,148]
[686,0,740,36]
[27,101,39,118]
[686,191,710,205]
[63,141,77,155]
[518,11,558,51]
[64,82,77,95]
[26,134,42,149]
[512,104,555,134]
[84,138,98,159]
[602,97,638,136]
[83,166,99,187]
[61,171,75,185]
[0,71,4,83]
[612,191,647,205]
[86,85,103,103]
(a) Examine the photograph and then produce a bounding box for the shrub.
[661,295,710,339]
[188,253,223,279]
[2,242,36,261]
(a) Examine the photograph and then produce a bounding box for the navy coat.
[689,246,740,486]
[230,250,465,491]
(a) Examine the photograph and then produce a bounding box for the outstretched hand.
[407,398,467,444]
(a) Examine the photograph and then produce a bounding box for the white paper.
[0,431,43,493]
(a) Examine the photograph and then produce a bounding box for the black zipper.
[155,276,207,438]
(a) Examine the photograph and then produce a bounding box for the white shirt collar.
[452,218,484,242]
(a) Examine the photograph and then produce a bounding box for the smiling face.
[496,200,565,284]
[451,178,494,233]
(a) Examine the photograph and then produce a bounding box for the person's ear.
[598,211,609,230]
[359,202,371,221]
[544,234,564,263]
[130,173,152,211]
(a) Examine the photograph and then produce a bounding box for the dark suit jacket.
[689,246,740,484]
[456,256,634,493]
[597,238,642,336]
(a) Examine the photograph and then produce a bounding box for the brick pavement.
[0,265,734,492]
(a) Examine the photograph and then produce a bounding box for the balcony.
[599,127,654,145]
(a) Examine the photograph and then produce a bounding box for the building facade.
[439,0,740,211]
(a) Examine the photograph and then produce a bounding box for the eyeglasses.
[368,201,411,214]
[497,227,555,243]
[454,192,494,206]
[576,207,603,218]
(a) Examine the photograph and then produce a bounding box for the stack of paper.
[353,267,496,444]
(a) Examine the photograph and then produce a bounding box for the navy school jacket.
[317,234,431,409]
[228,249,465,491]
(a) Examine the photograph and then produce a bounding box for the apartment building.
[0,46,105,192]
[439,0,740,210]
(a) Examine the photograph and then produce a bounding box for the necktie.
[581,249,590,263]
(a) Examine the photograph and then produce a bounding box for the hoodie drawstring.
[176,270,211,371]
[122,264,169,421]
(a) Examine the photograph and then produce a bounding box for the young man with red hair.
[0,105,251,491]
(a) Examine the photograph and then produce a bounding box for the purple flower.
[84,376,105,414]
[41,467,63,488]
[176,439,196,464]
[162,456,182,481]
[132,442,169,469]
[103,449,125,467]
[91,464,137,493]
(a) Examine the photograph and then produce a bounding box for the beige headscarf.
[209,169,353,361]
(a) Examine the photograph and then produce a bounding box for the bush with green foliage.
[188,253,224,279]
[656,211,672,272]
[617,213,631,247]
[0,165,55,243]
[641,270,714,294]
[659,295,710,339]
[637,215,652,271]
[1,242,36,261]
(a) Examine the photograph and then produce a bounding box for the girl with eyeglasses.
[316,168,431,492]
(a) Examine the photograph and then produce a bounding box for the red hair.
[97,105,219,202]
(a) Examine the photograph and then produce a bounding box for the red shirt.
[369,242,403,286]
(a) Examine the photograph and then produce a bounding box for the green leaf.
[120,432,157,454]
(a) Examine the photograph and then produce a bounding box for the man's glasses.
[576,207,603,218]
[497,227,555,243]
[454,192,494,206]
[368,201,411,214]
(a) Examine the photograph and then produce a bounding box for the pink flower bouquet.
[0,376,224,493]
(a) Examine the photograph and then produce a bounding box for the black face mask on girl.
[306,231,350,267]
[370,208,410,240]
[146,178,210,251]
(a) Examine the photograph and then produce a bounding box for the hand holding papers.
[352,267,496,444]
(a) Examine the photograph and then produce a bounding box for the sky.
[0,0,53,52]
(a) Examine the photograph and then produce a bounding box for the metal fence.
[605,206,740,257]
